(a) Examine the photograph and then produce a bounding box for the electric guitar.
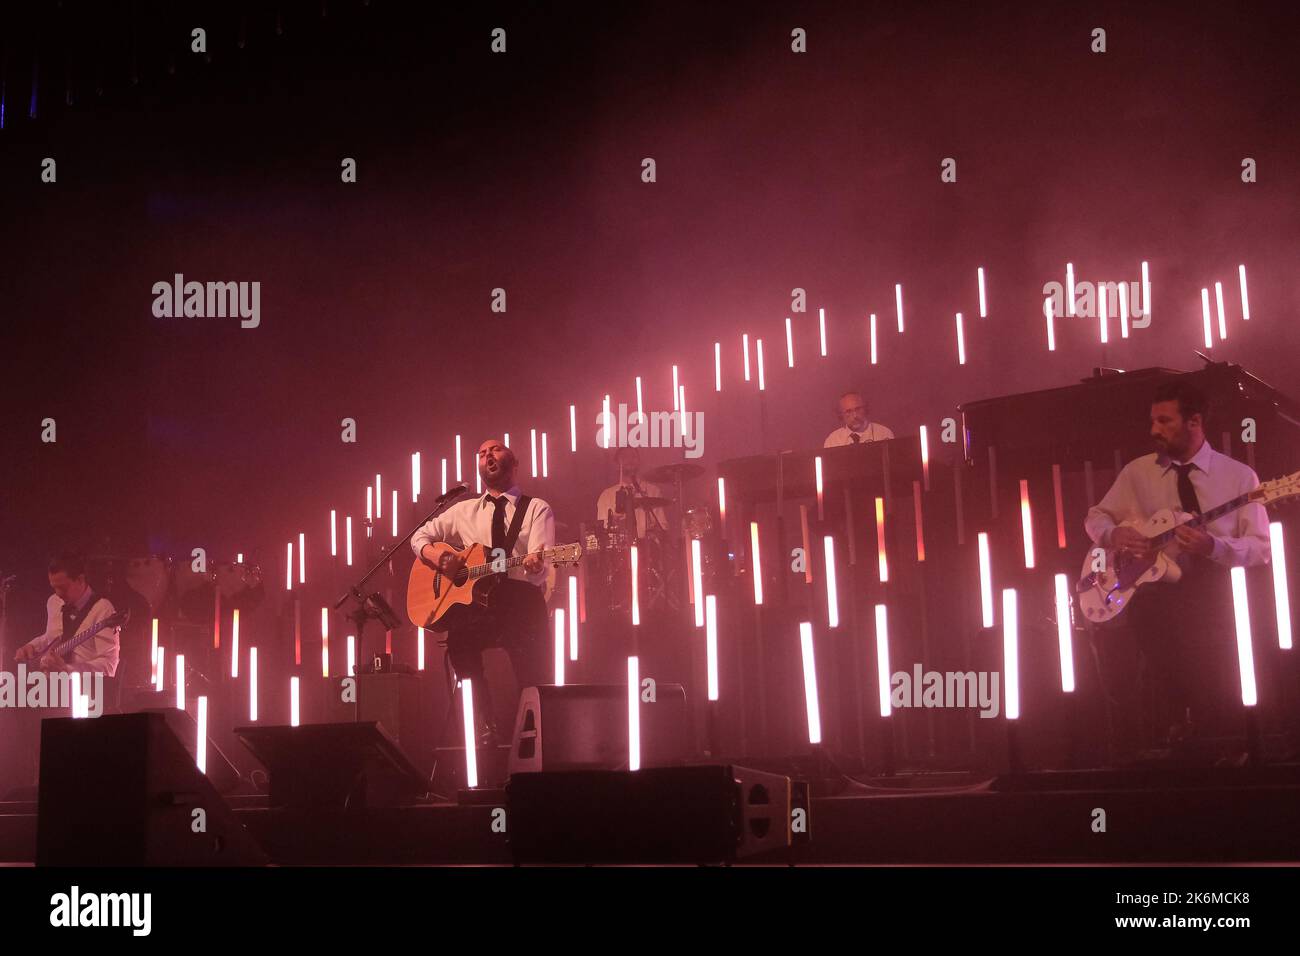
[406,538,593,632]
[1076,470,1300,624]
[32,609,130,668]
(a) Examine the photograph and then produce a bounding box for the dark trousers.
[445,578,549,729]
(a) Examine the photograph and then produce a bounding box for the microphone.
[436,484,468,503]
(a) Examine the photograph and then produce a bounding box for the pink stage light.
[977,267,987,318]
[636,376,644,421]
[602,395,611,448]
[1231,566,1259,706]
[919,425,930,490]
[692,539,704,627]
[913,481,925,562]
[1098,285,1108,344]
[705,595,719,701]
[819,308,827,356]
[412,452,420,502]
[714,342,722,391]
[351,634,359,675]
[786,317,795,368]
[671,366,679,411]
[568,575,579,660]
[875,497,888,582]
[1055,573,1075,692]
[978,532,994,628]
[455,435,463,482]
[366,486,372,525]
[542,432,549,478]
[1003,588,1020,719]
[569,405,577,452]
[197,696,208,773]
[155,644,165,692]
[799,622,823,744]
[441,458,448,495]
[176,653,186,711]
[1020,479,1035,569]
[742,333,751,381]
[249,647,258,722]
[530,428,538,478]
[1045,298,1056,352]
[461,679,478,787]
[869,314,878,365]
[231,609,240,679]
[627,657,641,771]
[391,490,398,536]
[1065,263,1076,316]
[1215,281,1228,340]
[321,607,329,678]
[375,475,382,519]
[285,542,293,591]
[1052,464,1066,548]
[631,544,640,625]
[1142,260,1151,321]
[750,522,763,605]
[345,516,353,566]
[1201,288,1214,348]
[290,676,300,727]
[895,284,904,333]
[955,312,966,365]
[717,477,727,533]
[504,432,509,448]
[1270,522,1293,649]
[756,338,766,390]
[824,535,839,628]
[330,510,337,556]
[1239,264,1250,320]
[298,532,306,584]
[1119,282,1130,339]
[554,609,566,686]
[475,470,481,494]
[151,618,159,679]
[875,604,892,717]
[679,384,687,429]
[815,455,824,521]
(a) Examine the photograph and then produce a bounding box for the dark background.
[2,0,1298,634]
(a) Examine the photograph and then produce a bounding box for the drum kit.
[591,462,723,615]
[94,552,266,623]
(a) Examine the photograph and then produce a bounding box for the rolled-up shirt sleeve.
[1208,484,1271,568]
[411,509,455,560]
[1085,463,1140,547]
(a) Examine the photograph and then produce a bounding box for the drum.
[215,561,267,612]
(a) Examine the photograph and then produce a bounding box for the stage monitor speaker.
[234,721,429,809]
[507,683,689,776]
[317,673,438,777]
[137,707,242,795]
[507,764,796,864]
[36,712,268,866]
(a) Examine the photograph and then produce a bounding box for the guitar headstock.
[550,543,584,568]
[1256,470,1300,510]
[104,609,131,629]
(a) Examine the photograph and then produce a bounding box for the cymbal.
[643,463,704,484]
[631,496,674,509]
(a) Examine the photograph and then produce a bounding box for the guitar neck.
[45,617,114,659]
[467,544,564,579]
[1150,492,1252,546]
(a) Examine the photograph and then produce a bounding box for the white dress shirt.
[824,422,895,447]
[596,480,668,537]
[411,485,556,588]
[1084,440,1270,568]
[30,591,120,676]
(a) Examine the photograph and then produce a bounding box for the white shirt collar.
[1160,439,1215,474]
[479,485,521,509]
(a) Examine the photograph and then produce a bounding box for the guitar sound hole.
[453,567,469,587]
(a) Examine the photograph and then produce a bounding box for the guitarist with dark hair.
[1084,380,1269,755]
[411,438,555,746]
[14,552,121,676]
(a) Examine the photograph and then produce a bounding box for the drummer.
[596,446,669,540]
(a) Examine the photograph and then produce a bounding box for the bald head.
[477,438,517,491]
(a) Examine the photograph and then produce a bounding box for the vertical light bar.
[742,333,751,381]
[671,366,679,410]
[1142,260,1151,322]
[151,618,159,681]
[321,607,330,678]
[717,477,727,534]
[1003,588,1020,719]
[750,522,763,605]
[978,532,994,627]
[196,697,208,774]
[627,657,641,771]
[875,604,892,717]
[330,509,337,556]
[1019,479,1035,569]
[875,497,888,582]
[298,532,306,584]
[1270,522,1293,649]
[155,645,165,692]
[636,377,645,422]
[345,516,353,566]
[1201,287,1214,348]
[823,535,839,628]
[815,455,825,520]
[412,452,421,502]
[919,425,930,490]
[366,486,372,526]
[818,308,827,356]
[1055,573,1076,692]
[895,283,904,333]
[785,317,795,368]
[542,432,549,478]
[441,458,448,495]
[391,490,398,536]
[799,622,823,744]
[461,679,478,787]
[602,395,611,448]
[503,432,508,449]
[455,435,463,482]
[70,674,85,719]
[1098,285,1108,344]
[554,609,566,686]
[714,342,722,391]
[346,633,356,675]
[692,538,705,627]
[756,338,766,390]
[679,385,687,432]
[913,481,926,561]
[176,653,186,710]
[530,428,538,478]
[249,647,258,722]
[286,542,293,591]
[1052,464,1067,548]
[705,595,720,701]
[955,312,966,365]
[1231,566,1258,706]
[1045,298,1056,352]
[476,469,482,494]
[290,676,300,727]
[869,314,878,365]
[1238,264,1250,320]
[568,575,579,660]
[375,475,382,519]
[1065,263,1076,316]
[977,267,987,317]
[1215,281,1228,340]
[231,609,240,679]
[1119,281,1130,339]
[631,544,640,625]
[569,404,577,451]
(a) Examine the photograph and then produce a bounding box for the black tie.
[850,432,861,444]
[490,496,508,552]
[1172,463,1201,515]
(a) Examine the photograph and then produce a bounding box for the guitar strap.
[502,495,532,559]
